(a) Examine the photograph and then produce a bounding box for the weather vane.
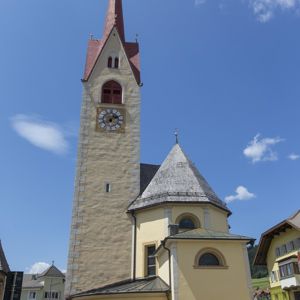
[174,128,179,144]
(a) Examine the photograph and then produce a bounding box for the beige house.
[254,211,300,300]
[21,265,65,300]
[65,1,255,299]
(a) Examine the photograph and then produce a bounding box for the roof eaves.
[253,214,299,266]
[71,277,169,299]
[166,236,254,243]
[128,198,231,216]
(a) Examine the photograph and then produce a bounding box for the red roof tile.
[103,0,125,42]
[82,0,141,84]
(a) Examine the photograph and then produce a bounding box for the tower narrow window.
[107,57,113,68]
[105,183,111,193]
[145,245,156,276]
[114,57,119,69]
[101,80,122,104]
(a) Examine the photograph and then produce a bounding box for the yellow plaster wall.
[176,240,252,300]
[267,228,300,288]
[172,204,228,232]
[135,204,230,280]
[136,208,166,278]
[157,249,170,285]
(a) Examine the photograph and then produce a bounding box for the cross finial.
[135,33,139,43]
[51,260,55,266]
[174,129,179,144]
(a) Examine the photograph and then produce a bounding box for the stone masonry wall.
[65,29,141,296]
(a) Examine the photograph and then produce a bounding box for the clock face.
[97,108,125,132]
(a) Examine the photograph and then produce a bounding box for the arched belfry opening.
[101,80,122,104]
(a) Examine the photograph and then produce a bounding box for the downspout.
[162,239,172,299]
[131,211,137,281]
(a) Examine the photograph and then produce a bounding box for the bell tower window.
[101,80,122,104]
[107,57,113,68]
[114,57,119,69]
[107,56,119,69]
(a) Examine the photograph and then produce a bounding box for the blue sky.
[0,0,299,273]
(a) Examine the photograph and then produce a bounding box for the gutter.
[131,211,137,281]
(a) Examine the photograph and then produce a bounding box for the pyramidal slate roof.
[0,240,10,273]
[37,265,65,278]
[129,144,229,213]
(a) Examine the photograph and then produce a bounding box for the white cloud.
[11,115,69,155]
[243,134,284,163]
[27,262,50,274]
[195,0,207,6]
[249,0,300,22]
[288,153,300,160]
[225,186,256,203]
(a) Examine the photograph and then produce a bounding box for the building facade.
[255,210,300,300]
[0,241,10,300]
[66,1,255,299]
[0,241,23,300]
[21,265,65,300]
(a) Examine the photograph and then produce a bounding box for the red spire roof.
[82,0,140,84]
[103,0,125,42]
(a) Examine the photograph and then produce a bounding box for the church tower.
[65,0,141,296]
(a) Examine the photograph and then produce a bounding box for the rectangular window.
[295,238,300,249]
[28,292,36,300]
[275,247,281,257]
[44,292,59,300]
[287,241,295,252]
[281,244,287,255]
[145,245,156,277]
[279,263,298,279]
[271,271,278,282]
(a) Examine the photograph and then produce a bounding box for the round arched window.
[176,213,200,231]
[194,248,227,269]
[101,80,122,104]
[179,218,195,230]
[199,253,220,266]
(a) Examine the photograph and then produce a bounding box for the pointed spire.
[103,0,125,42]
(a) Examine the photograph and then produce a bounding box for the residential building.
[254,210,300,300]
[21,265,65,300]
[0,241,10,300]
[0,241,23,300]
[65,1,255,299]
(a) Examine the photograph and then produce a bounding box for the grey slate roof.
[140,163,160,195]
[72,277,169,298]
[0,240,10,273]
[38,265,65,278]
[22,274,44,289]
[129,144,229,212]
[168,228,254,242]
[22,265,65,289]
